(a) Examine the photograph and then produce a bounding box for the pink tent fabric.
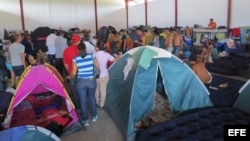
[5,64,78,128]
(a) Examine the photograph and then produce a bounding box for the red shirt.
[63,45,79,74]
[38,108,71,127]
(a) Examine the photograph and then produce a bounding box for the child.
[27,52,38,66]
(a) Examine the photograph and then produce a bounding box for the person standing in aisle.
[55,31,67,76]
[9,34,26,88]
[63,34,81,109]
[94,41,121,110]
[46,29,57,66]
[67,42,99,126]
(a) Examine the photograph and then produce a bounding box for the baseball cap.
[71,34,81,43]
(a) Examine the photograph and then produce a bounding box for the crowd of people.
[0,19,217,128]
[0,28,124,127]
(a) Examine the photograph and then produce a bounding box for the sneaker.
[6,87,15,93]
[82,121,89,126]
[92,115,98,122]
[99,106,104,110]
[76,109,81,114]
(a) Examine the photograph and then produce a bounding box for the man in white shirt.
[46,29,57,66]
[55,31,67,76]
[83,35,95,54]
[88,30,97,46]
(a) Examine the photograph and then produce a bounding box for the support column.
[125,0,129,29]
[94,0,98,35]
[227,0,232,29]
[145,0,148,26]
[175,0,178,27]
[20,0,25,31]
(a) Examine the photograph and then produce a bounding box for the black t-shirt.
[121,35,127,50]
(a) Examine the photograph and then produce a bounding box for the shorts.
[5,63,13,71]
[12,65,24,76]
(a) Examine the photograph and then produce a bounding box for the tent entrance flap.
[10,92,73,136]
[134,64,174,130]
[4,64,80,137]
[156,67,167,98]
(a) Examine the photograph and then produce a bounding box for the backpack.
[97,26,110,42]
[97,26,117,42]
[0,50,7,73]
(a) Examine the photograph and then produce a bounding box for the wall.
[0,0,22,39]
[128,0,249,28]
[178,0,228,27]
[1,0,250,39]
[128,2,145,27]
[97,0,126,31]
[0,0,126,39]
[231,0,249,27]
[147,0,175,28]
[22,0,96,32]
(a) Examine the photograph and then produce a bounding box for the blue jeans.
[76,78,97,122]
[173,46,180,56]
[47,54,56,66]
[55,58,65,76]
[70,76,80,109]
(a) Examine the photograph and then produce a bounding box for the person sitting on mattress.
[35,100,72,136]
[191,46,212,84]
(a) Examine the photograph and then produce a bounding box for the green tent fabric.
[0,125,60,141]
[105,46,213,141]
[216,32,226,41]
[239,26,250,45]
[233,80,250,114]
[211,48,219,59]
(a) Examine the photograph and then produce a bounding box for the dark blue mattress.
[206,56,250,75]
[136,107,250,141]
[206,74,246,107]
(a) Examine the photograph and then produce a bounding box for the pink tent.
[4,64,79,130]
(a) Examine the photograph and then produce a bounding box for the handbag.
[93,65,100,79]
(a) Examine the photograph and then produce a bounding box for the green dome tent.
[105,46,213,141]
[0,125,61,141]
[233,79,250,114]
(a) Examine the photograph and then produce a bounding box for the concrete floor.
[60,109,124,141]
[60,73,248,141]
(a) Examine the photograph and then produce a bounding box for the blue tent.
[105,46,213,141]
[0,125,61,141]
[215,39,244,54]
